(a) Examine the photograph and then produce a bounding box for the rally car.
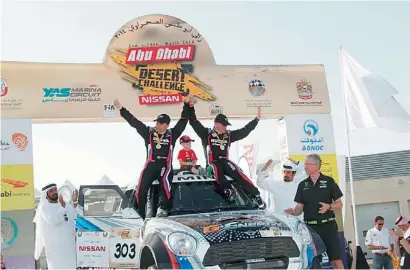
[75,170,327,269]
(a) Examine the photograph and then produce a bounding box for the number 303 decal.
[114,243,136,259]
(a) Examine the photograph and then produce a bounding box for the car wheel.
[147,265,159,270]
[311,255,323,269]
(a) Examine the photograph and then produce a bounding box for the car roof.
[151,170,234,185]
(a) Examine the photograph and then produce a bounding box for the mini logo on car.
[243,231,257,236]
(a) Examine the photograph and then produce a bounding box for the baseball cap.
[180,135,195,144]
[395,216,410,226]
[214,114,231,126]
[154,114,171,124]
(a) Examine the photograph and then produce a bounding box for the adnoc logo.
[303,120,319,136]
[301,119,324,152]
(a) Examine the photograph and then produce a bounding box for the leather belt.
[304,217,336,225]
[374,253,389,256]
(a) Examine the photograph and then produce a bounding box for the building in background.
[343,150,410,259]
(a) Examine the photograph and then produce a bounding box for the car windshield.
[168,181,259,216]
[82,188,123,217]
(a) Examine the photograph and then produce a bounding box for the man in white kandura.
[33,183,77,269]
[256,157,306,217]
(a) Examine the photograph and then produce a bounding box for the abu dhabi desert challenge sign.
[1,14,330,123]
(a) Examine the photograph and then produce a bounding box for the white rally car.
[75,170,327,269]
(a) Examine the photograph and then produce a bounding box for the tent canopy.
[97,175,116,185]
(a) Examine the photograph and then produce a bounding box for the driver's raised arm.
[230,118,259,143]
[114,99,149,138]
[171,103,190,138]
[189,103,209,139]
[119,108,149,138]
[230,106,261,142]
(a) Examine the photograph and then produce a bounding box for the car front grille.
[222,258,289,269]
[202,237,300,267]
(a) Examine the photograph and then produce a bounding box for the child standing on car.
[178,135,205,175]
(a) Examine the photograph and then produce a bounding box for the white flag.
[340,48,410,133]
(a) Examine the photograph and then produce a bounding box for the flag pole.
[339,46,360,260]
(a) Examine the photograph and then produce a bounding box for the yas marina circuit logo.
[108,45,216,104]
[41,85,102,103]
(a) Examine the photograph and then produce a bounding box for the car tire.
[311,255,323,269]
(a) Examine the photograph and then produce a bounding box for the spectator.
[256,157,306,215]
[33,183,77,269]
[285,153,344,269]
[365,216,394,269]
[393,216,410,269]
[177,135,203,175]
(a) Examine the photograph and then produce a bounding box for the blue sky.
[2,1,410,189]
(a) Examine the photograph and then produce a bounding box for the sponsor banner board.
[279,114,336,155]
[1,164,35,211]
[1,14,330,122]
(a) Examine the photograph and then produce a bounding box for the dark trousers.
[180,164,200,171]
[209,160,259,196]
[308,220,342,262]
[136,161,173,219]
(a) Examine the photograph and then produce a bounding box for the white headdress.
[280,161,298,172]
[280,159,307,183]
[33,183,57,260]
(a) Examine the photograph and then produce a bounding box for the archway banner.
[1,14,330,123]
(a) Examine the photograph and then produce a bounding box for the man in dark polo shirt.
[285,153,344,269]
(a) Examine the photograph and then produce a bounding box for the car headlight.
[167,232,197,256]
[296,222,312,245]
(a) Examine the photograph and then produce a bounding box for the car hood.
[167,211,293,244]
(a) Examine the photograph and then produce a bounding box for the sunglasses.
[377,223,384,226]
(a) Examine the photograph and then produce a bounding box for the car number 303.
[113,242,136,259]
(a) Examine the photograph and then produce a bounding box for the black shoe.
[254,195,265,209]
